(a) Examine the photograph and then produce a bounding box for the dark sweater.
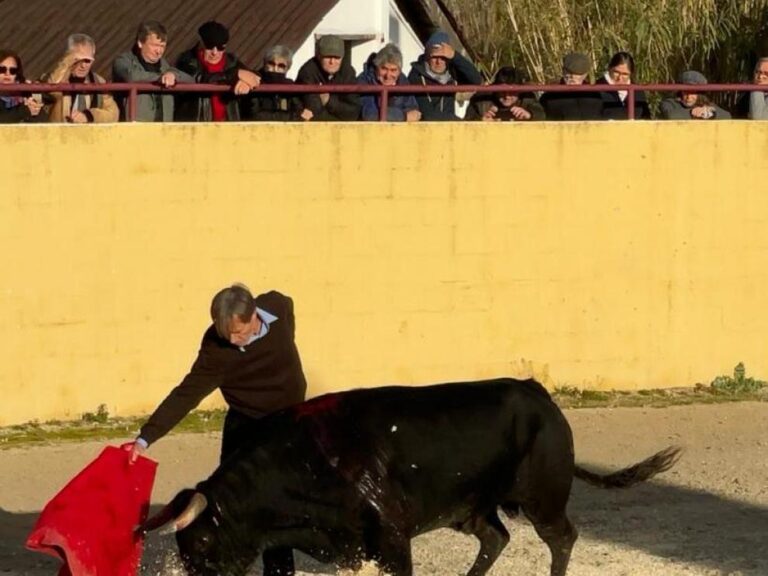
[139,291,307,445]
[594,77,651,119]
[295,57,360,121]
[540,81,604,120]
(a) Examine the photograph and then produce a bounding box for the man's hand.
[237,69,261,88]
[300,108,314,121]
[430,43,455,60]
[510,106,531,120]
[160,71,177,88]
[405,109,421,122]
[482,105,498,121]
[319,93,330,105]
[233,79,252,95]
[691,105,715,119]
[124,440,147,464]
[68,110,89,124]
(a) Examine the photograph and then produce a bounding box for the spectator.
[540,52,604,120]
[748,57,768,119]
[465,66,544,121]
[241,45,302,121]
[175,21,259,121]
[0,49,45,123]
[357,43,420,121]
[112,21,194,121]
[407,30,482,121]
[41,34,118,123]
[595,51,651,120]
[659,70,731,120]
[295,35,360,121]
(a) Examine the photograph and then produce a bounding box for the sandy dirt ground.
[1,401,767,575]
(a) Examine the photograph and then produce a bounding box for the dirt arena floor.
[2,401,767,575]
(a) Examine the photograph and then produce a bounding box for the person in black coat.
[241,45,302,121]
[295,35,360,121]
[540,52,604,121]
[595,51,651,120]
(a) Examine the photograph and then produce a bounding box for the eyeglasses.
[204,44,226,52]
[609,69,631,80]
[266,60,288,71]
[755,70,768,78]
[0,66,18,74]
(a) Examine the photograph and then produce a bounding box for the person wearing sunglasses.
[241,45,302,121]
[175,20,259,122]
[465,66,544,121]
[41,34,119,123]
[595,51,651,120]
[0,49,46,123]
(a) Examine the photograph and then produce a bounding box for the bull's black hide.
[141,378,679,576]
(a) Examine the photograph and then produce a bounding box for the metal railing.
[0,81,763,121]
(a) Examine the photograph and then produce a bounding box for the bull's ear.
[136,488,198,535]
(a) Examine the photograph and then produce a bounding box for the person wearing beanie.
[295,34,360,121]
[357,43,420,121]
[659,70,731,120]
[407,29,482,121]
[174,20,260,121]
[540,51,604,120]
[465,65,545,121]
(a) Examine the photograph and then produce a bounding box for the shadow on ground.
[3,479,767,575]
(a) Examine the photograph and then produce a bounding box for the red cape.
[26,444,157,576]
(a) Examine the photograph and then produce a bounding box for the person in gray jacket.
[659,70,731,120]
[112,20,194,121]
[748,57,768,119]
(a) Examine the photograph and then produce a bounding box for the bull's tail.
[574,446,682,489]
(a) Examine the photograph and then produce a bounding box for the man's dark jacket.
[540,80,604,120]
[407,53,482,121]
[595,77,651,120]
[295,57,360,121]
[241,69,302,121]
[174,48,244,121]
[139,291,307,445]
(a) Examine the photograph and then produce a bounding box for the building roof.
[0,0,473,79]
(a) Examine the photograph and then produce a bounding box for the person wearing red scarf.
[175,21,260,121]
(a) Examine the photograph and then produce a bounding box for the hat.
[678,70,707,85]
[426,30,451,49]
[198,21,229,49]
[316,35,344,58]
[563,52,590,75]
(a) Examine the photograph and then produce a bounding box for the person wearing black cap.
[407,30,483,121]
[540,51,604,121]
[175,20,260,121]
[295,34,360,121]
[659,70,731,120]
[464,66,544,121]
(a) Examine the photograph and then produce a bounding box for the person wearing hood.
[174,21,260,122]
[241,45,302,121]
[595,51,651,119]
[465,66,544,121]
[112,21,194,122]
[295,35,360,121]
[407,30,482,121]
[357,43,420,121]
[660,70,731,120]
[540,52,604,120]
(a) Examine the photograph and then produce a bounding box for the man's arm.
[112,52,162,82]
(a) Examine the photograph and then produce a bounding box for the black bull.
[140,378,680,576]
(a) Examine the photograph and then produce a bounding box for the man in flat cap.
[660,70,731,119]
[175,20,261,121]
[295,34,360,121]
[540,51,604,120]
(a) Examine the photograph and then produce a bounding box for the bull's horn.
[160,492,208,535]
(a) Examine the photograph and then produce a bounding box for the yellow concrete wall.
[1,122,767,426]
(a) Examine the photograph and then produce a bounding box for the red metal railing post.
[379,86,389,122]
[128,87,138,122]
[627,86,636,120]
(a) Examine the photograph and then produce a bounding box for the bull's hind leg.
[459,510,510,576]
[525,511,577,576]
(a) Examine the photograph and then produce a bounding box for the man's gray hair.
[67,33,95,51]
[755,57,768,73]
[373,43,403,70]
[264,45,293,69]
[210,283,256,339]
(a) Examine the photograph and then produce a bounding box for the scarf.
[424,63,453,85]
[198,47,227,121]
[603,72,627,102]
[133,47,162,73]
